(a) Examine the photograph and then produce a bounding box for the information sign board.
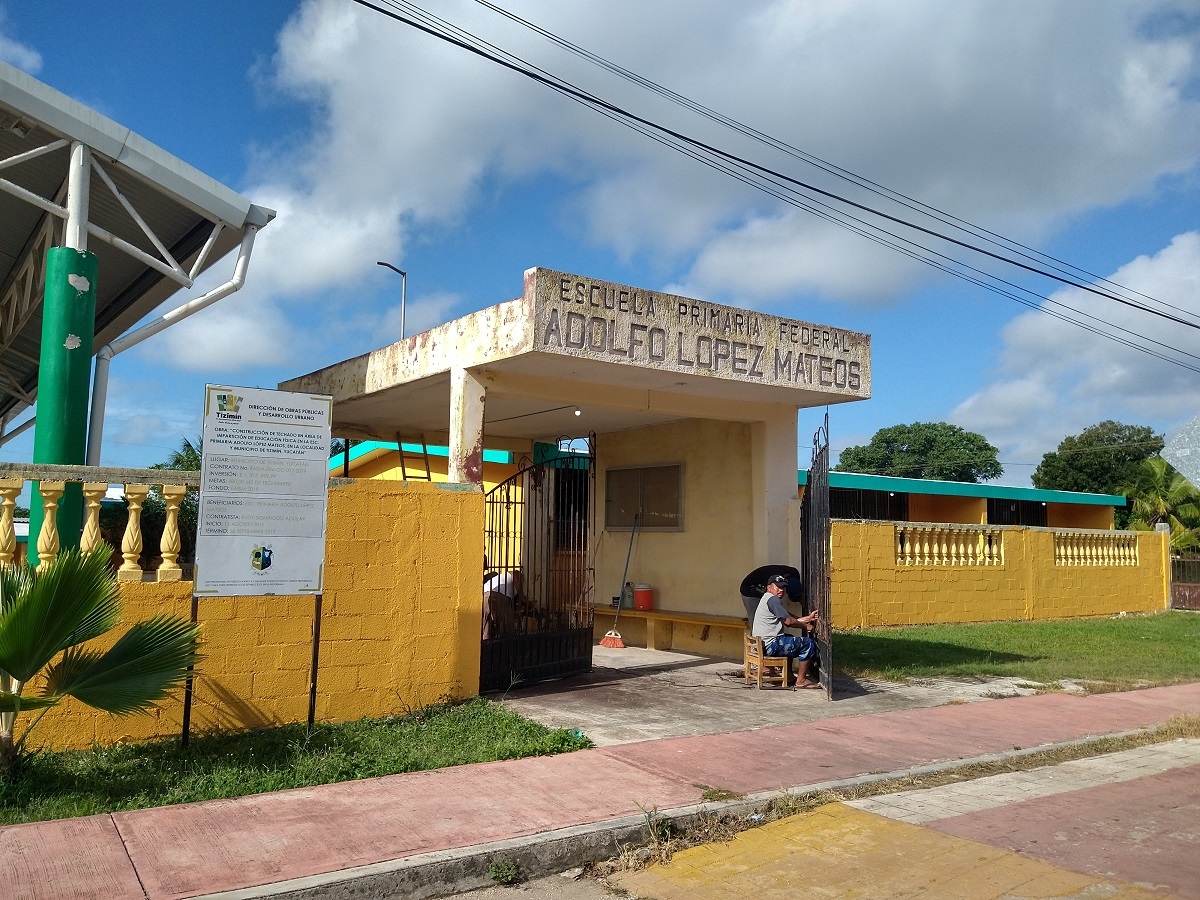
[194,385,332,596]
[1163,412,1200,490]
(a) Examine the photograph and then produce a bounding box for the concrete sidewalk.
[4,683,1200,900]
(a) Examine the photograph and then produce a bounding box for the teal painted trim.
[797,469,1125,507]
[330,440,514,472]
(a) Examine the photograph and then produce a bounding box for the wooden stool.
[744,633,790,689]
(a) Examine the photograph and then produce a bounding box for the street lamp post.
[376,261,407,339]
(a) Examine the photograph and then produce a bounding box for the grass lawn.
[835,610,1200,688]
[0,698,591,826]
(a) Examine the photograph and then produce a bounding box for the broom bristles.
[599,629,625,649]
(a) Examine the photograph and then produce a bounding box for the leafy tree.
[1032,422,1164,528]
[1122,456,1200,550]
[1032,421,1163,495]
[0,548,200,770]
[834,422,1002,482]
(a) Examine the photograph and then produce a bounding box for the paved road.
[614,739,1200,899]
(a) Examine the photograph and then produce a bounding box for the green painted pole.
[28,247,98,565]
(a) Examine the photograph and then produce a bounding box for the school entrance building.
[282,267,871,691]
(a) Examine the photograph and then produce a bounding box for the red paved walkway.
[933,763,1200,898]
[3,683,1199,900]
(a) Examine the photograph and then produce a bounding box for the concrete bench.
[592,607,748,660]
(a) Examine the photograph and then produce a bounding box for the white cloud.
[0,12,41,73]
[951,231,1200,479]
[140,0,1200,392]
[229,0,1200,314]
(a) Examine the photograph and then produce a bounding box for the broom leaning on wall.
[600,514,639,649]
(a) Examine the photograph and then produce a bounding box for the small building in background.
[801,471,1124,530]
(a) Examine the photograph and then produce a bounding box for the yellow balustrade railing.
[894,523,1005,566]
[1053,528,1139,566]
[0,462,199,582]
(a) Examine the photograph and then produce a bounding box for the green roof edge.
[797,469,1125,507]
[330,441,514,472]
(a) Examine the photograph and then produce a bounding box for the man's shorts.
[764,633,815,661]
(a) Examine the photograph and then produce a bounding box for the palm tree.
[0,548,200,770]
[1122,456,1200,551]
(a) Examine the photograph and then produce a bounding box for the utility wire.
[472,0,1198,326]
[360,0,1197,331]
[349,0,1200,371]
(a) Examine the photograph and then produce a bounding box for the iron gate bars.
[480,435,595,692]
[802,411,833,699]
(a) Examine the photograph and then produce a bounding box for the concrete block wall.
[36,480,484,751]
[831,521,1169,630]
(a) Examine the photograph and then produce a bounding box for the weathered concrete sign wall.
[531,268,871,398]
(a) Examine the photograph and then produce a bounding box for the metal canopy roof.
[0,60,273,424]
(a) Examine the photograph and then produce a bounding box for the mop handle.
[612,513,639,628]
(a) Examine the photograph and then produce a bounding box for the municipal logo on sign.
[251,546,273,571]
[216,393,243,421]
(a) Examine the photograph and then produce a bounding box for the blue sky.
[1,1,1198,483]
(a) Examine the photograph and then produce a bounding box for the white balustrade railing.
[894,523,1005,566]
[1053,529,1139,566]
[0,462,199,582]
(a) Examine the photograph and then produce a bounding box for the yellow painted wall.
[1047,503,1114,529]
[349,447,517,492]
[832,522,1168,630]
[595,419,756,620]
[37,480,484,752]
[908,494,986,525]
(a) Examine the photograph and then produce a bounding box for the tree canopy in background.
[834,422,1002,482]
[1032,421,1163,497]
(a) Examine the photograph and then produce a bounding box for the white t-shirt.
[484,572,517,599]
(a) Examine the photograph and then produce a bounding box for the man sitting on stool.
[752,574,821,689]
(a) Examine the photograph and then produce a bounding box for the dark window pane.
[641,466,681,529]
[605,468,641,528]
[605,465,682,529]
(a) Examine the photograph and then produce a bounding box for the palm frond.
[42,645,104,697]
[0,691,56,713]
[55,615,200,715]
[0,549,121,682]
[0,563,32,617]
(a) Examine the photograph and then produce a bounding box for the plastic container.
[633,584,653,611]
[621,582,635,609]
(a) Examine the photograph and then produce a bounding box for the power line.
[349,0,1200,373]
[471,0,1199,327]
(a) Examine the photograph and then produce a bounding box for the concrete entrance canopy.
[282,267,871,479]
[284,268,870,614]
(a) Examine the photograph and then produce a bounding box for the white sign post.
[194,385,333,596]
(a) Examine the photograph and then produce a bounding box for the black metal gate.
[480,436,595,692]
[802,412,833,699]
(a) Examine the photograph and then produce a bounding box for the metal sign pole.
[181,593,199,748]
[308,592,323,730]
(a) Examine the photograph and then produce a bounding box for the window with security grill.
[829,487,908,521]
[605,465,682,530]
[987,498,1047,527]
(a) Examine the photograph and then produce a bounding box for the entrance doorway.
[480,436,596,692]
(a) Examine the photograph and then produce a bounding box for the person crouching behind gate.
[752,574,821,690]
